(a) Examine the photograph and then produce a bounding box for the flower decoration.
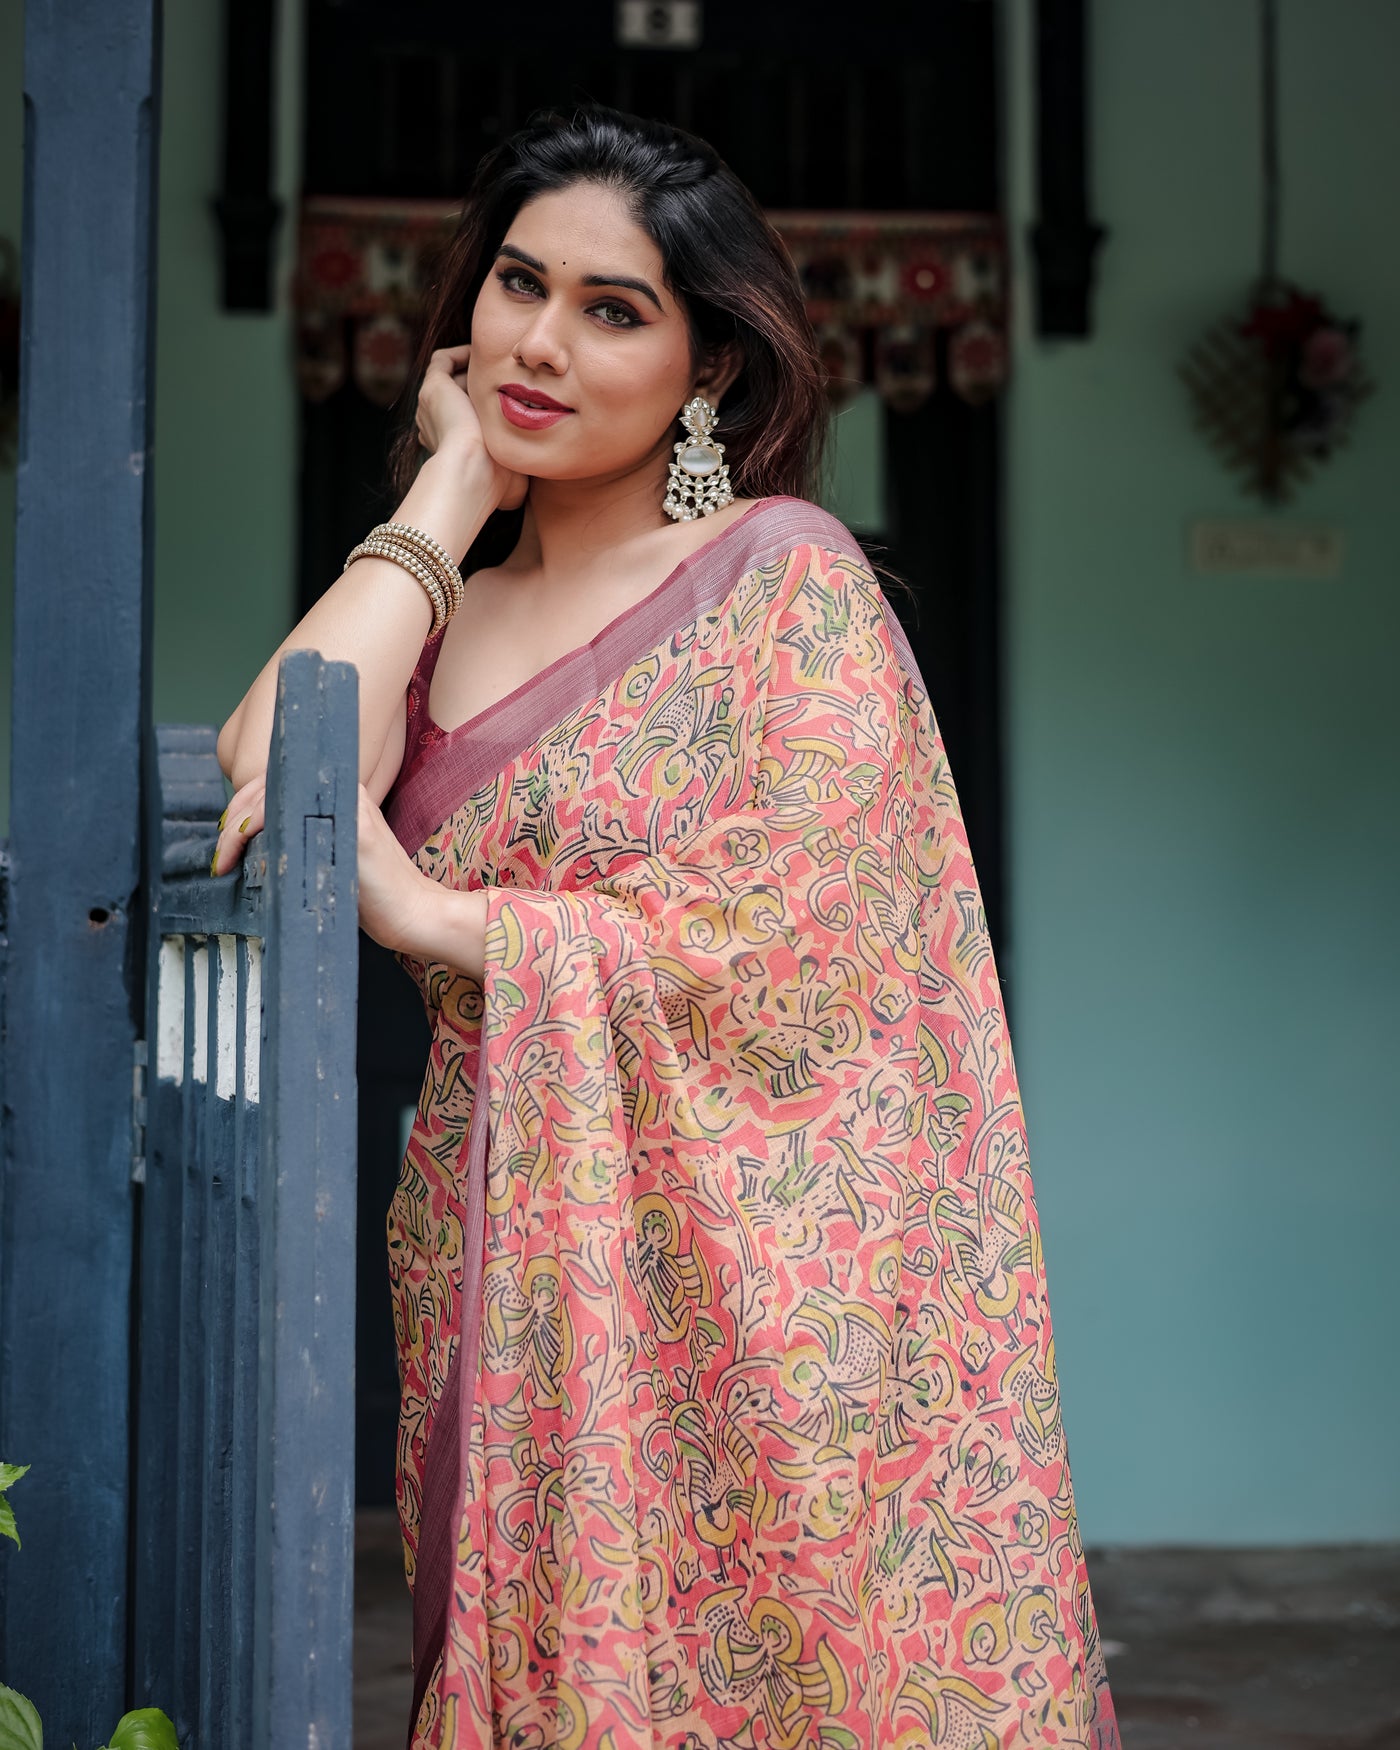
[1180,279,1373,502]
[1179,2,1374,501]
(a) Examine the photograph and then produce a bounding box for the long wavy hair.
[387,105,826,545]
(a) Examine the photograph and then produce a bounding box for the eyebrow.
[495,243,664,313]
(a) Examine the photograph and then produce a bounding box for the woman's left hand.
[213,778,472,969]
[356,782,439,956]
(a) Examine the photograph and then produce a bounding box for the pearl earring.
[663,396,734,522]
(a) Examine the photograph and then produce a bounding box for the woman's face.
[466,181,713,485]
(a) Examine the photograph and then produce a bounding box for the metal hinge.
[132,1037,148,1184]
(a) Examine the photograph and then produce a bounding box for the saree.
[383,495,1120,1750]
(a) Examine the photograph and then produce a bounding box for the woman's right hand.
[415,342,528,511]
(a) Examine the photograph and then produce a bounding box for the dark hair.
[388,104,826,520]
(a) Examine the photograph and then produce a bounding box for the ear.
[691,344,742,408]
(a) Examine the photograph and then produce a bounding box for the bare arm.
[215,342,526,791]
[215,441,497,790]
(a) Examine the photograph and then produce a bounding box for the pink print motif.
[385,505,1120,1750]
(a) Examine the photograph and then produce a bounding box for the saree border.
[383,494,921,856]
[408,1030,491,1747]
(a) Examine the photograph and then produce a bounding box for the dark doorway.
[299,0,1005,1506]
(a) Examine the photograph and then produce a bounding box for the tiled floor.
[1089,1544,1400,1750]
[354,1513,1400,1749]
[355,1510,416,1750]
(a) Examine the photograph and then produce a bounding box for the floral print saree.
[383,496,1119,1750]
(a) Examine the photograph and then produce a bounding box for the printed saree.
[383,496,1119,1750]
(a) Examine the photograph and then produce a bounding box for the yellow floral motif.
[631,1191,713,1343]
[698,1591,848,1750]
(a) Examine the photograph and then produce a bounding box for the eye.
[591,299,643,330]
[497,266,544,297]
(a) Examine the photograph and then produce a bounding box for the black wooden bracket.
[1030,0,1107,337]
[214,0,282,311]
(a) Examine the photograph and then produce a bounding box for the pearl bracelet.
[343,520,465,634]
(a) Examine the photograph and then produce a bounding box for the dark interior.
[297,0,1004,1506]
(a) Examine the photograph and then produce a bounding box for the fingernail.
[209,848,220,877]
[218,807,228,831]
[239,815,251,833]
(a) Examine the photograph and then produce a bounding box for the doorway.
[297,0,1005,1507]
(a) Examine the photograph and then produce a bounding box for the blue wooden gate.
[130,652,361,1749]
[2,653,362,1747]
[0,0,365,1741]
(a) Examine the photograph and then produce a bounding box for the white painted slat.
[157,936,186,1084]
[215,936,238,1100]
[190,937,209,1085]
[242,937,262,1106]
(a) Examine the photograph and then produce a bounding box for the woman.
[216,107,1119,1750]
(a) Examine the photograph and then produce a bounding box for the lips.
[497,383,574,430]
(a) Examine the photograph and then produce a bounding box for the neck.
[509,441,675,582]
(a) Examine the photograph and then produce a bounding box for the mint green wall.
[0,0,302,832]
[1003,0,1400,1543]
[151,0,303,734]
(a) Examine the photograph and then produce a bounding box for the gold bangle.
[375,521,459,582]
[345,536,449,634]
[381,531,461,617]
[346,524,461,631]
[369,521,465,616]
[356,539,448,630]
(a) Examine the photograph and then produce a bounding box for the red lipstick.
[497,383,573,430]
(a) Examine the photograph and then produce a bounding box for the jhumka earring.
[663,396,734,522]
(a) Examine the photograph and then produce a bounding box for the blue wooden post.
[0,0,160,1739]
[253,651,360,1749]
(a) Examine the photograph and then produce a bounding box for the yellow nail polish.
[209,849,219,877]
[218,807,228,831]
[239,815,251,833]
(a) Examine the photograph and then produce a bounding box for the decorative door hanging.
[295,201,1008,415]
[1180,0,1372,503]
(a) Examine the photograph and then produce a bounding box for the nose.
[513,301,569,376]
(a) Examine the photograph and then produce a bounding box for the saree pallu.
[383,496,1120,1750]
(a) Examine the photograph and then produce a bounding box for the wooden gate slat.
[131,938,185,1710]
[173,936,208,1744]
[198,939,238,1745]
[230,934,263,1746]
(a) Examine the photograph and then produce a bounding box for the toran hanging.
[1179,0,1373,502]
[294,198,1008,415]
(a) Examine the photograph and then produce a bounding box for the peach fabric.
[384,498,1119,1749]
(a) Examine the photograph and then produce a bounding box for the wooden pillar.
[0,0,161,1737]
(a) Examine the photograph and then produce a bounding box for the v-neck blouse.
[383,494,911,856]
[398,497,771,778]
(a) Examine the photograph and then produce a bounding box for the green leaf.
[0,1463,27,1548]
[105,1710,179,1750]
[0,1683,43,1750]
